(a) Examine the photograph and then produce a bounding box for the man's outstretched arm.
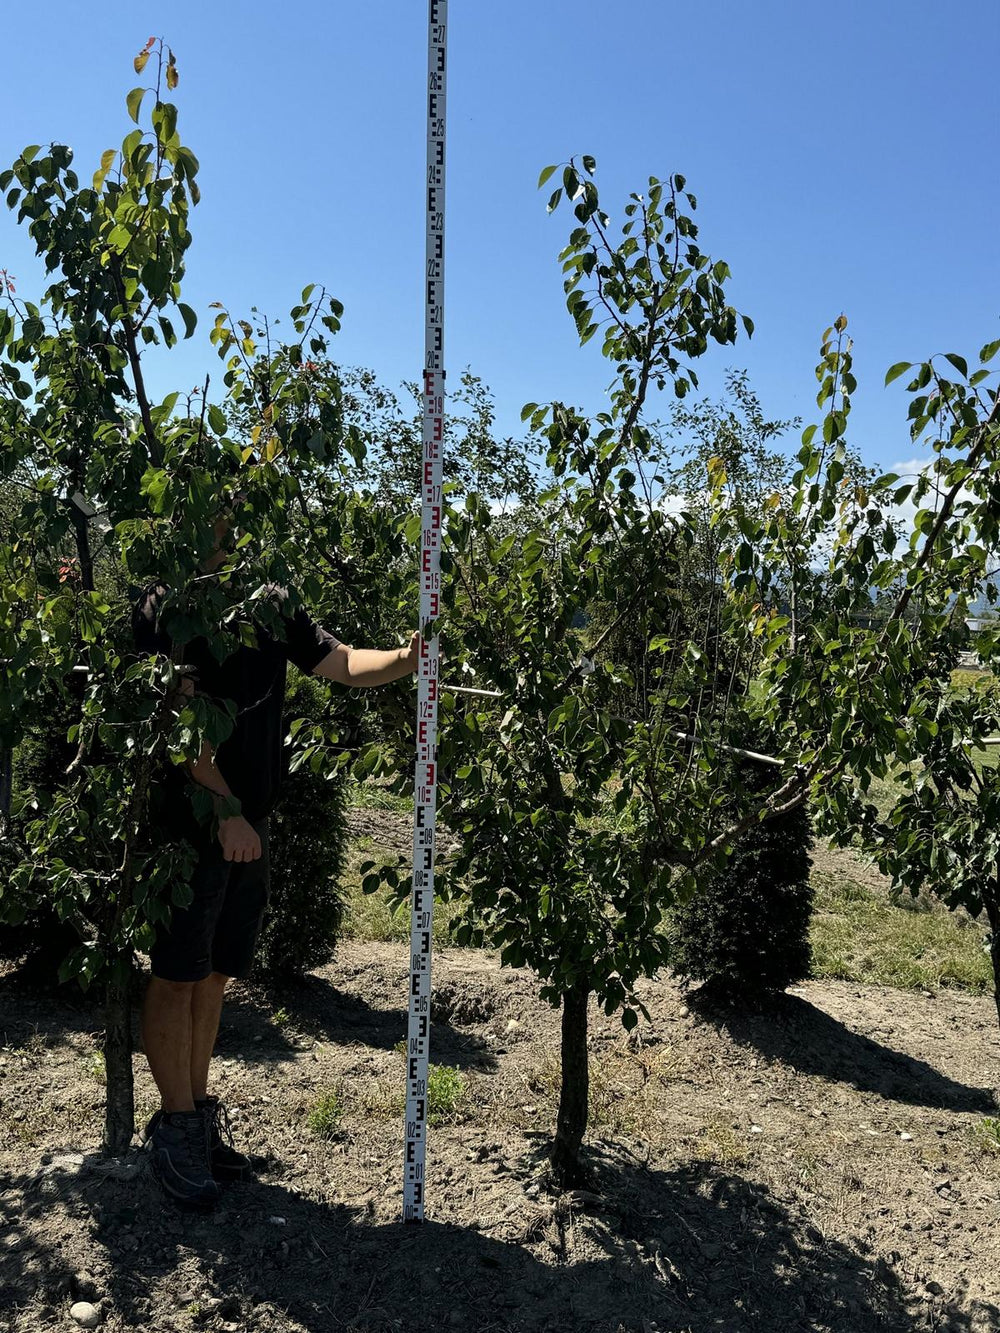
[312,632,421,687]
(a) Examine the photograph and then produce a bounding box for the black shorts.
[149,819,270,983]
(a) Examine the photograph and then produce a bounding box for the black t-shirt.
[134,583,341,823]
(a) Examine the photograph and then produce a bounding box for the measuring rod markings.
[404,0,447,1225]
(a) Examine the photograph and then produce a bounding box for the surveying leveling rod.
[404,0,447,1224]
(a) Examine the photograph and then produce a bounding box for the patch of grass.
[272,1007,291,1029]
[345,780,412,814]
[354,1076,404,1121]
[307,1089,344,1139]
[692,1119,752,1167]
[810,868,992,993]
[950,666,995,695]
[389,1039,472,1125]
[511,1041,692,1140]
[340,850,459,945]
[82,1051,106,1084]
[13,1027,48,1064]
[426,1063,466,1125]
[971,1117,1000,1155]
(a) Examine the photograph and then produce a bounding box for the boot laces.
[179,1110,211,1163]
[205,1096,236,1151]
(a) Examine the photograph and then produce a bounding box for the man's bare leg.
[190,971,230,1102]
[141,977,196,1113]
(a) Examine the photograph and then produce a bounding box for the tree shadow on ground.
[0,967,98,1050]
[0,966,496,1076]
[686,987,995,1113]
[2,1142,995,1333]
[221,973,497,1072]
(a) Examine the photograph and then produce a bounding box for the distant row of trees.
[1,46,998,1184]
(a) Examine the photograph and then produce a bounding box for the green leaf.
[537,164,557,189]
[152,101,177,144]
[546,187,563,213]
[178,303,197,339]
[207,404,227,435]
[176,146,200,180]
[126,87,145,124]
[141,257,170,299]
[979,339,1000,365]
[884,361,911,386]
[143,468,172,514]
[403,512,422,544]
[92,147,116,192]
[121,129,143,161]
[943,353,968,379]
[581,155,596,176]
[107,224,132,252]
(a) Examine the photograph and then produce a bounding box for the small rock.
[505,1019,521,1032]
[268,1215,287,1225]
[70,1302,101,1329]
[899,1132,913,1142]
[925,1280,945,1297]
[750,1125,763,1134]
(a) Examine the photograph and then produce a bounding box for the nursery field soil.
[2,847,1000,1330]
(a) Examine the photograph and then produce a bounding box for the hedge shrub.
[256,672,350,981]
[669,754,814,998]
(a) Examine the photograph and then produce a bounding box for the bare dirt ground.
[2,847,1000,1332]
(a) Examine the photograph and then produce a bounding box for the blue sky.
[1,0,997,476]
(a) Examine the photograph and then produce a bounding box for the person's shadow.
[2,1143,996,1333]
[686,987,996,1113]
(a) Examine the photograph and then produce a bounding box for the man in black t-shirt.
[134,572,418,1210]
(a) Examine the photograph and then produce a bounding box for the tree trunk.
[983,881,1000,1032]
[550,981,590,1187]
[103,960,134,1155]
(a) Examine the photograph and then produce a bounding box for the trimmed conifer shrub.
[257,673,349,981]
[669,756,814,998]
[0,687,84,980]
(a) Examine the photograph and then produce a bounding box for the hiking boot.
[198,1095,252,1183]
[146,1109,221,1211]
[142,1097,252,1184]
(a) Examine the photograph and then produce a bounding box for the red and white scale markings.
[404,0,447,1225]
